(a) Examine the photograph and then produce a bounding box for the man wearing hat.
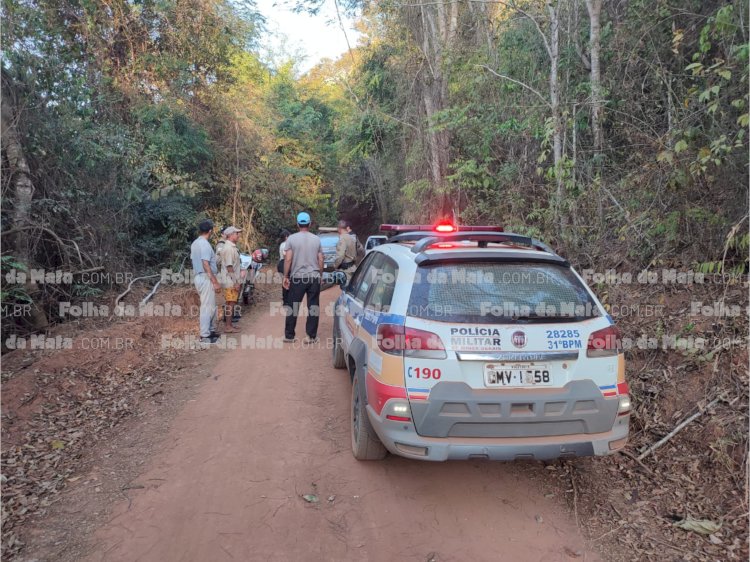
[217,226,242,334]
[218,226,243,333]
[191,219,221,344]
[282,212,323,343]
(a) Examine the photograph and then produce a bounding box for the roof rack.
[412,232,556,254]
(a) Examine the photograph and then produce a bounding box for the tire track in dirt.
[87,288,597,562]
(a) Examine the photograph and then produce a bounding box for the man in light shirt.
[218,226,243,334]
[282,212,323,343]
[190,219,221,344]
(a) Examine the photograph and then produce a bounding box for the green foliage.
[135,105,213,175]
[658,2,748,178]
[402,179,430,202]
[3,0,747,320]
[132,194,199,264]
[0,256,32,325]
[2,0,344,285]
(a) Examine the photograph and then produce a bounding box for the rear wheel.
[351,376,387,461]
[332,320,346,369]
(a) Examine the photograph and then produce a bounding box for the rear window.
[319,235,338,249]
[407,262,600,323]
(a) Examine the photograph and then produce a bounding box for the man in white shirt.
[190,220,221,344]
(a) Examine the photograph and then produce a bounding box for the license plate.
[484,363,552,387]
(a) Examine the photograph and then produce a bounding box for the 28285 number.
[546,329,580,338]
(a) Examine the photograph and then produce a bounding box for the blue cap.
[296,211,311,226]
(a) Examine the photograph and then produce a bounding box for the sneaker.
[303,336,319,344]
[283,337,297,343]
[210,331,220,338]
[200,336,220,345]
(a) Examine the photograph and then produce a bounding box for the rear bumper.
[367,406,629,461]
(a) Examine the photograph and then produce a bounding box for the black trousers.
[285,277,321,339]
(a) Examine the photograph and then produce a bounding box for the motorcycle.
[240,248,269,306]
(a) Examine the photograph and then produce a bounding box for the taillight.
[377,324,405,355]
[377,324,446,359]
[385,401,412,422]
[587,326,622,358]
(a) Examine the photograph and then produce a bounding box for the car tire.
[332,320,346,369]
[351,375,387,461]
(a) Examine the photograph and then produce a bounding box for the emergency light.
[379,222,503,233]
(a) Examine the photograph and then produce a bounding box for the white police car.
[332,222,630,461]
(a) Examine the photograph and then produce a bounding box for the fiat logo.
[511,331,527,348]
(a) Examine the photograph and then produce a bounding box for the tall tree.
[404,0,459,218]
[1,70,34,263]
[585,0,602,156]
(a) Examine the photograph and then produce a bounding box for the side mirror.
[332,271,348,288]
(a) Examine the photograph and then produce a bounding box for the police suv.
[332,223,630,461]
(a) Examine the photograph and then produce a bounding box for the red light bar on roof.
[380,224,503,233]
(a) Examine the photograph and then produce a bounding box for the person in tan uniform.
[218,226,242,333]
[214,227,228,323]
[334,220,358,283]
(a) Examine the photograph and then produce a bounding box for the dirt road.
[88,289,596,562]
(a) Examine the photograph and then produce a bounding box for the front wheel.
[351,376,387,461]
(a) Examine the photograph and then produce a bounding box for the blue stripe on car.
[360,312,405,336]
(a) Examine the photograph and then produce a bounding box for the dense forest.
[1,2,748,559]
[2,0,748,330]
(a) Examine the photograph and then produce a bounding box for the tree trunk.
[585,0,603,155]
[422,83,451,218]
[1,71,35,261]
[412,1,458,219]
[365,157,388,223]
[547,1,565,229]
[585,0,604,224]
[1,70,49,331]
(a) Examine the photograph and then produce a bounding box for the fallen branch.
[566,463,580,529]
[140,280,162,307]
[619,449,655,475]
[637,395,735,461]
[114,274,160,309]
[3,225,89,267]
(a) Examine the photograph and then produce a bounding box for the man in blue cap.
[282,212,323,343]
